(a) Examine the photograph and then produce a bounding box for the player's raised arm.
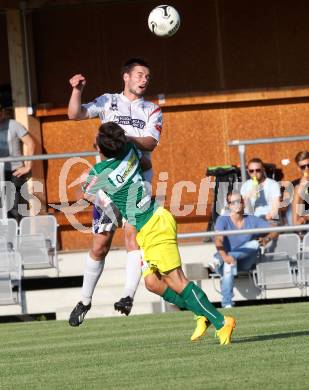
[126,135,157,151]
[68,74,88,120]
[139,155,152,171]
[126,104,162,152]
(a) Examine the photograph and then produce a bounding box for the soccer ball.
[148,5,180,37]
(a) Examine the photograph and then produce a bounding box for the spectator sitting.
[209,190,278,308]
[291,151,309,226]
[0,102,35,222]
[240,157,281,222]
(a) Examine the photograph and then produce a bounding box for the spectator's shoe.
[114,296,133,316]
[208,258,220,274]
[69,301,91,327]
[216,316,236,345]
[222,301,235,309]
[191,316,211,341]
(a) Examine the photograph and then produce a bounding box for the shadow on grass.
[234,330,309,343]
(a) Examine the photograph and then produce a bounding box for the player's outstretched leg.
[180,281,236,345]
[114,250,142,316]
[163,267,236,344]
[114,223,143,316]
[69,232,110,327]
[161,285,210,341]
[68,255,104,326]
[144,271,211,341]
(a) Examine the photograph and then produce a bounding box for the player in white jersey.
[67,58,163,325]
[82,93,161,183]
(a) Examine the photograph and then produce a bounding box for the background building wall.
[29,0,309,105]
[2,0,309,249]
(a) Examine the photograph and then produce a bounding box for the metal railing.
[0,151,98,163]
[0,151,98,218]
[178,223,309,239]
[228,135,309,181]
[2,151,309,240]
[3,147,309,315]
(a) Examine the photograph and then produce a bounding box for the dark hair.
[247,157,264,167]
[121,57,150,76]
[96,122,127,158]
[226,190,242,203]
[295,151,309,164]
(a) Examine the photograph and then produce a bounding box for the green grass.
[1,303,309,389]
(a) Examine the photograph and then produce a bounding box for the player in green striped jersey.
[78,122,236,345]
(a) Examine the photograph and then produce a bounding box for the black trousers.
[1,170,31,223]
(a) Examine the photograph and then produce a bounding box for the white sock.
[81,253,105,306]
[122,250,142,299]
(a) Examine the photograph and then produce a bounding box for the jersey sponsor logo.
[132,118,146,129]
[110,94,118,111]
[114,116,146,129]
[108,148,139,187]
[115,174,125,184]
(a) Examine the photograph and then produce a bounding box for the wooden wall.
[30,0,309,106]
[41,94,309,207]
[39,89,309,250]
[3,0,309,250]
[0,14,10,87]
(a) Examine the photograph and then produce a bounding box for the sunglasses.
[248,168,262,173]
[228,199,243,206]
[299,163,309,170]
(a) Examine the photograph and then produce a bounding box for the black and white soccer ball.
[148,5,180,37]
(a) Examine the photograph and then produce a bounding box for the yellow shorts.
[136,207,181,277]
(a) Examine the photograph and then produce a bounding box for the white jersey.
[82,92,162,182]
[240,177,281,218]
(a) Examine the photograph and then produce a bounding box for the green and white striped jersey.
[83,143,157,231]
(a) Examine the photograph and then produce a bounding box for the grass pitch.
[1,302,309,389]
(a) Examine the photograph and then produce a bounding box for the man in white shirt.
[240,158,281,221]
[67,58,163,325]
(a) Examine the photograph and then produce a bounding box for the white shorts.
[92,190,124,233]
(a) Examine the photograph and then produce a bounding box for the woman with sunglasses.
[292,151,309,225]
[211,190,277,308]
[240,158,281,223]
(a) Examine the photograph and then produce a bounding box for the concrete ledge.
[185,263,209,280]
[1,242,308,320]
